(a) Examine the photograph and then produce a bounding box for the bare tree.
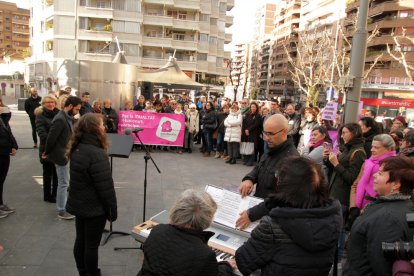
[386,28,414,82]
[284,18,381,106]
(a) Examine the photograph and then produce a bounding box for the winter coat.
[325,137,366,206]
[241,111,261,151]
[0,117,18,156]
[217,112,228,134]
[346,194,414,276]
[66,133,117,221]
[287,113,301,146]
[79,102,93,116]
[236,199,343,276]
[201,109,217,133]
[24,96,41,117]
[45,110,74,166]
[302,144,329,179]
[224,110,242,143]
[186,110,199,134]
[138,224,233,276]
[35,107,59,163]
[102,107,118,133]
[243,139,299,221]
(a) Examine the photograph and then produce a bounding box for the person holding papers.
[233,156,342,276]
[138,189,236,276]
[236,114,299,229]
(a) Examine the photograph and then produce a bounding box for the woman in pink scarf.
[352,134,396,209]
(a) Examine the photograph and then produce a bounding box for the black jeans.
[74,215,107,275]
[227,142,240,159]
[42,161,58,201]
[29,116,38,144]
[0,155,10,205]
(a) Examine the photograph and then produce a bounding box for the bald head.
[263,114,289,148]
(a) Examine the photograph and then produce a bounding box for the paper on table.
[205,185,263,233]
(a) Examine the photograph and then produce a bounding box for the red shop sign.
[338,98,414,108]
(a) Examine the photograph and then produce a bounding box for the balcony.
[367,35,394,47]
[211,5,219,18]
[143,0,174,5]
[198,41,209,52]
[173,19,199,31]
[78,29,113,41]
[141,57,169,68]
[227,0,234,11]
[142,36,172,47]
[224,32,232,44]
[12,27,29,34]
[225,15,233,27]
[210,24,218,36]
[176,59,196,71]
[369,1,411,17]
[43,5,54,19]
[174,0,200,11]
[200,2,211,14]
[209,44,217,55]
[171,38,197,50]
[368,17,414,31]
[11,18,28,25]
[196,60,208,71]
[143,14,173,26]
[78,6,114,19]
[224,51,231,59]
[199,21,209,32]
[12,35,29,42]
[208,62,216,72]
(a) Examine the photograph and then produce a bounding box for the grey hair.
[169,189,217,231]
[373,134,396,150]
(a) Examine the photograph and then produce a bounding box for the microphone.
[124,128,144,135]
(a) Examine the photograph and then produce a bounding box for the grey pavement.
[0,98,250,276]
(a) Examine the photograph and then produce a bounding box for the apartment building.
[269,0,301,101]
[230,42,250,98]
[345,0,414,115]
[0,1,30,61]
[29,0,233,85]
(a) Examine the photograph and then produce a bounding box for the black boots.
[226,158,236,164]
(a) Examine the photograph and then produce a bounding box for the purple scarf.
[356,150,396,209]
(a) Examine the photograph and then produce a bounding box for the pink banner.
[117,111,185,146]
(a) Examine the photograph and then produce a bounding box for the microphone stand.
[114,131,161,251]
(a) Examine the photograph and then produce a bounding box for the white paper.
[205,185,264,233]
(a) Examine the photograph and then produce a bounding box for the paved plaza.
[0,97,249,276]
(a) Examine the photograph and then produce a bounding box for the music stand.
[114,130,161,251]
[101,133,134,246]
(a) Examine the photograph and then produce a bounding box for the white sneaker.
[0,204,15,214]
[0,210,8,219]
[58,211,75,220]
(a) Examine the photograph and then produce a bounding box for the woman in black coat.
[345,156,414,276]
[35,95,59,203]
[359,117,382,158]
[234,157,342,275]
[241,102,261,166]
[138,189,235,276]
[66,113,117,276]
[200,101,217,157]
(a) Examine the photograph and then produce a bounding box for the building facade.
[29,0,233,89]
[345,0,414,116]
[0,1,30,61]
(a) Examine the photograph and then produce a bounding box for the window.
[96,1,105,8]
[209,36,217,45]
[200,14,209,22]
[197,53,207,61]
[178,12,187,20]
[199,33,208,42]
[400,10,414,18]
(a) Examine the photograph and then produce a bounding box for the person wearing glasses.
[236,114,299,229]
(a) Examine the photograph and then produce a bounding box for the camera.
[382,213,414,260]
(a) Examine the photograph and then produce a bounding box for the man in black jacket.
[45,96,82,220]
[79,91,93,116]
[236,114,299,229]
[24,88,41,147]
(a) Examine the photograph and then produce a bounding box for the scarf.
[400,147,414,157]
[310,139,324,152]
[356,150,396,209]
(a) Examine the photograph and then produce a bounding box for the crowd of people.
[1,85,414,275]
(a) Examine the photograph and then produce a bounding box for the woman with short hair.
[350,134,396,211]
[35,95,59,203]
[66,113,117,276]
[399,130,414,158]
[234,156,342,275]
[345,156,414,276]
[138,189,235,276]
[359,117,382,158]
